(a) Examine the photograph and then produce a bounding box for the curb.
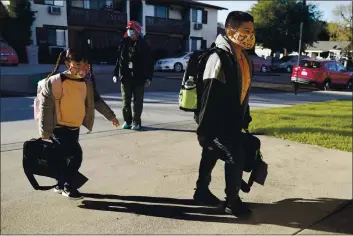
[251,82,317,93]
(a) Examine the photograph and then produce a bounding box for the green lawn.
[249,100,353,152]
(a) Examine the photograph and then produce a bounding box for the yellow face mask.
[231,29,256,50]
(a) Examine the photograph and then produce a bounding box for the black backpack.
[178,44,234,116]
[23,138,88,190]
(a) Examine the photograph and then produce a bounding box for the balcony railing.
[145,16,190,35]
[68,7,127,29]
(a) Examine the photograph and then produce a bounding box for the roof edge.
[145,0,228,10]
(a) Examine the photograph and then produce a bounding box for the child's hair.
[46,47,92,79]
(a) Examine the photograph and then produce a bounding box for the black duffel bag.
[241,131,268,192]
[23,138,88,190]
[242,131,262,173]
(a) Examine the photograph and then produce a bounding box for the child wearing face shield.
[113,21,154,130]
[37,48,120,200]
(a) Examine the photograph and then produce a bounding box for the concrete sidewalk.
[1,121,352,234]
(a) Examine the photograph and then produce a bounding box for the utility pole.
[294,0,306,95]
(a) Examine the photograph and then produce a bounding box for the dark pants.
[121,80,145,125]
[52,127,82,189]
[196,138,245,200]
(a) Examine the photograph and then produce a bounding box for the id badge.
[129,62,133,69]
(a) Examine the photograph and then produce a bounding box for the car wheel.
[174,62,183,73]
[260,65,267,73]
[286,66,292,73]
[323,79,332,91]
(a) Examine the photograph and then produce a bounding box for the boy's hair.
[46,47,92,79]
[225,11,254,30]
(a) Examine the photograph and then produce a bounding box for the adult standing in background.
[113,21,153,130]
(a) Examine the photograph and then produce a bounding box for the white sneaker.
[61,189,84,200]
[53,185,63,194]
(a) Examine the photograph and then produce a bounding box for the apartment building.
[29,0,68,63]
[142,0,226,59]
[12,0,226,64]
[66,0,127,63]
[66,0,226,62]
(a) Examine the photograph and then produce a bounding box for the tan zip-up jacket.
[38,74,116,137]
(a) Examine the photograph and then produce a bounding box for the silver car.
[271,55,310,73]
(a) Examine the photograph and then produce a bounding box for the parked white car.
[154,52,192,73]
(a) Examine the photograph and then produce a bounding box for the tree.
[0,0,35,62]
[317,20,330,41]
[327,2,353,41]
[249,0,323,55]
[326,22,350,41]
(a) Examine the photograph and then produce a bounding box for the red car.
[249,55,271,73]
[0,41,19,66]
[291,59,353,90]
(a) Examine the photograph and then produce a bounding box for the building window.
[71,0,111,9]
[47,29,56,46]
[71,0,84,8]
[47,29,66,47]
[155,6,168,18]
[192,9,202,23]
[43,0,63,6]
[56,30,66,47]
[191,39,199,51]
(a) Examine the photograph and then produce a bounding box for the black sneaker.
[62,189,84,200]
[224,197,252,218]
[193,188,221,206]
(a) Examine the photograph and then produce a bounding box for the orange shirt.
[57,78,87,128]
[236,52,251,104]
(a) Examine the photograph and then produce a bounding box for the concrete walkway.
[1,121,352,234]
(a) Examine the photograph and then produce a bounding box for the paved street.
[1,88,351,148]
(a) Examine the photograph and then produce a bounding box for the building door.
[130,0,142,24]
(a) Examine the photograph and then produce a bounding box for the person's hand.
[40,136,53,143]
[112,118,120,127]
[113,76,118,83]
[145,79,151,87]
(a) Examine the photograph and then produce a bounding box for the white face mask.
[127,29,134,38]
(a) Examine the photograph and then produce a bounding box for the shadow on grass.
[78,193,353,234]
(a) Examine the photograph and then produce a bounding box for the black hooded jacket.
[197,35,253,147]
[113,36,153,84]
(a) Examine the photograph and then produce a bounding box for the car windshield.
[173,52,189,58]
[300,60,322,68]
